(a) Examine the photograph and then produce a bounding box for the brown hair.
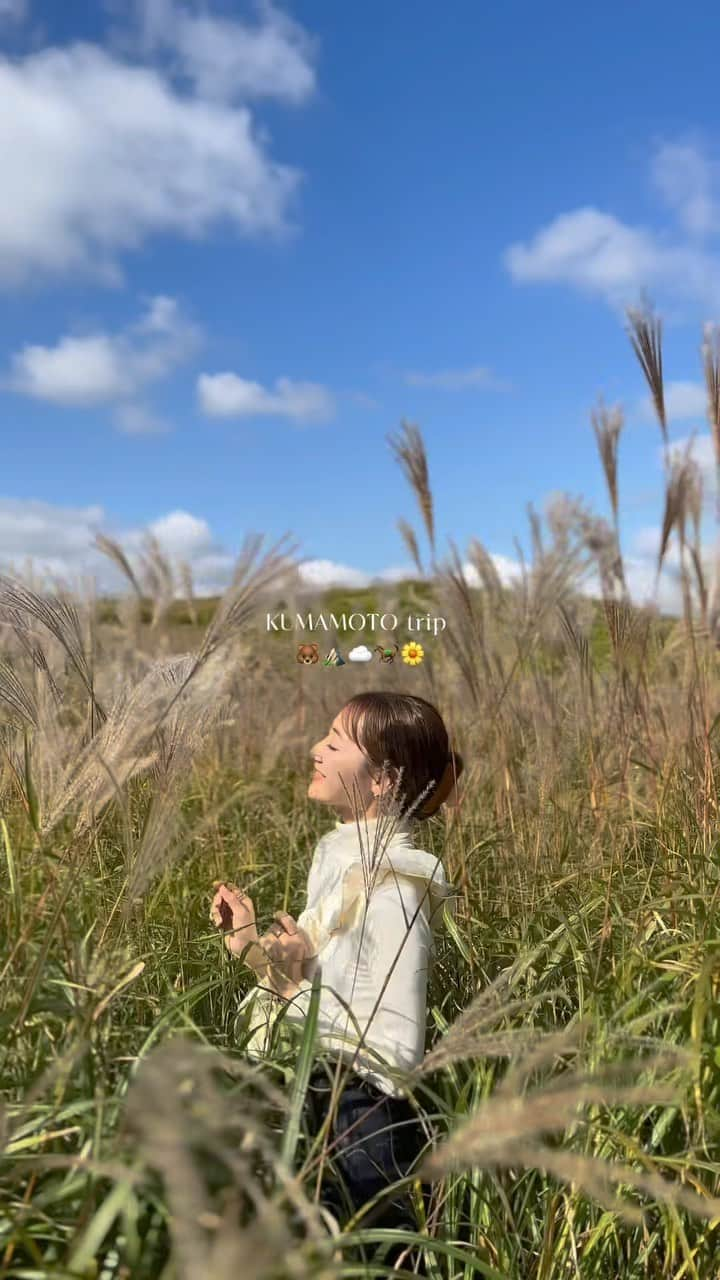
[340,691,464,822]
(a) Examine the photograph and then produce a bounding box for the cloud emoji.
[348,644,373,662]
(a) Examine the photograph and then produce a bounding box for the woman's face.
[308,708,381,819]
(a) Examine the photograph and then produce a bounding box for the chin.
[308,777,328,802]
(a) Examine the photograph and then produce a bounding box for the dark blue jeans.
[301,1058,432,1271]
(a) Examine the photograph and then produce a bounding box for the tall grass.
[3,310,720,1277]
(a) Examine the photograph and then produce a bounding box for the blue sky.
[1,0,719,609]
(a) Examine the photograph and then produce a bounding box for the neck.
[333,809,412,832]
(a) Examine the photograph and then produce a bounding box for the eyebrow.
[331,726,341,737]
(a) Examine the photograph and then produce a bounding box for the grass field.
[3,310,720,1278]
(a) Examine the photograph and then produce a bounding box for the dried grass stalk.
[123,1040,336,1280]
[627,306,667,447]
[387,420,436,558]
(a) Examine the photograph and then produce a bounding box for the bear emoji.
[296,643,320,665]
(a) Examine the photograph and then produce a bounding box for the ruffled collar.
[299,813,458,956]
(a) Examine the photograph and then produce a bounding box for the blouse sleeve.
[358,875,431,1073]
[280,874,431,1076]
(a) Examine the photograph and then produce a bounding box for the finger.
[263,934,287,959]
[213,880,244,897]
[221,887,247,908]
[274,912,297,935]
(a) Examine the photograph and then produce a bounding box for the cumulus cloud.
[637,380,708,424]
[631,525,682,565]
[0,0,27,20]
[296,560,421,589]
[0,499,104,561]
[505,206,720,309]
[0,496,695,620]
[404,365,508,391]
[0,499,237,596]
[114,403,170,436]
[297,557,522,591]
[3,294,198,431]
[660,432,718,512]
[128,0,317,105]
[142,510,237,593]
[651,141,720,238]
[297,546,691,618]
[0,38,305,286]
[7,335,130,406]
[298,559,375,589]
[579,557,683,616]
[144,510,214,557]
[198,372,335,424]
[462,554,523,588]
[503,140,720,310]
[0,505,421,600]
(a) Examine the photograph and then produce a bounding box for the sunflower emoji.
[401,640,425,666]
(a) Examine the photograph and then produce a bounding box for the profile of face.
[308,707,392,821]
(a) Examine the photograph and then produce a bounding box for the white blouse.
[235,814,457,1096]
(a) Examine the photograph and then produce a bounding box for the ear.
[369,762,398,799]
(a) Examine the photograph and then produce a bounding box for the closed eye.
[328,744,337,751]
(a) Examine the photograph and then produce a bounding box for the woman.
[211,691,464,1269]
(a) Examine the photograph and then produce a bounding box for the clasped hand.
[210,882,314,998]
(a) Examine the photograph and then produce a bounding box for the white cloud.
[130,0,317,105]
[198,372,335,424]
[663,381,708,421]
[348,645,373,662]
[404,365,508,391]
[0,499,699,619]
[624,558,683,614]
[348,391,381,410]
[147,510,213,557]
[0,0,27,20]
[3,294,198,431]
[0,41,303,286]
[0,498,237,596]
[0,510,519,600]
[297,560,375,589]
[630,525,683,566]
[114,403,170,435]
[0,499,104,559]
[8,335,129,406]
[370,564,416,583]
[580,557,683,616]
[504,206,720,308]
[660,433,717,505]
[297,560,429,589]
[295,548,686,619]
[666,433,715,464]
[637,380,708,423]
[297,557,521,591]
[471,554,524,586]
[651,141,720,237]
